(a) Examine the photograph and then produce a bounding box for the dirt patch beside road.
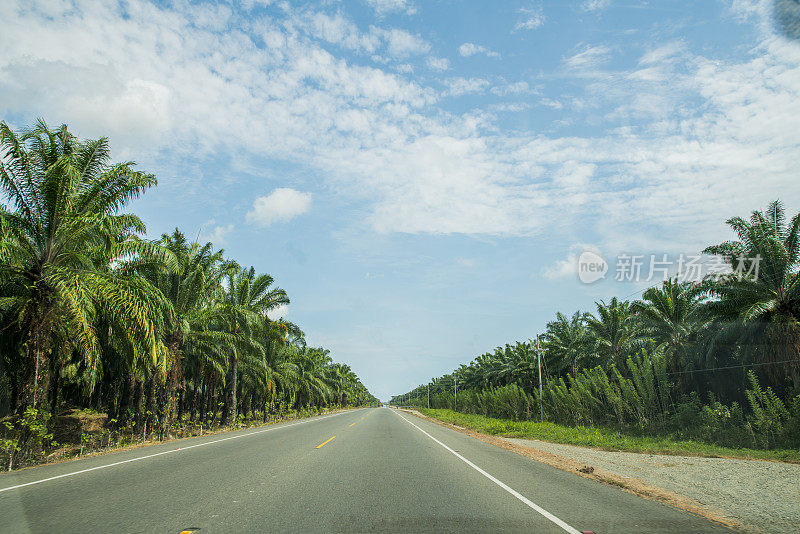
[502,436,798,534]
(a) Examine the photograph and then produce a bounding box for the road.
[0,407,729,533]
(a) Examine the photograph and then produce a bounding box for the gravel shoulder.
[502,436,799,534]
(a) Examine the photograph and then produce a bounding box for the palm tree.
[508,341,539,394]
[483,346,511,387]
[247,333,299,416]
[0,120,169,412]
[238,319,304,418]
[632,279,706,376]
[219,265,289,424]
[543,311,593,376]
[132,230,238,430]
[290,347,332,409]
[460,358,487,390]
[328,363,358,406]
[703,200,800,390]
[586,298,636,369]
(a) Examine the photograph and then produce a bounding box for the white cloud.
[490,81,530,96]
[301,12,380,53]
[639,41,686,66]
[426,56,450,70]
[489,102,533,112]
[292,11,429,59]
[727,0,768,22]
[246,188,312,227]
[553,161,596,187]
[542,255,578,280]
[539,97,564,109]
[445,77,490,96]
[515,7,546,31]
[542,244,601,280]
[375,27,430,57]
[267,303,289,320]
[2,0,798,251]
[581,0,610,12]
[365,0,417,16]
[458,42,500,58]
[564,44,612,71]
[199,223,235,247]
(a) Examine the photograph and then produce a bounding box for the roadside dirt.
[2,407,358,474]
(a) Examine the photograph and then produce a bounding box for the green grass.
[417,408,800,463]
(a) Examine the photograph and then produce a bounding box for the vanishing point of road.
[0,407,729,533]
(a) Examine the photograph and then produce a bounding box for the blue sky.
[2,0,799,400]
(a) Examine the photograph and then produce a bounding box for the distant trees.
[0,121,375,466]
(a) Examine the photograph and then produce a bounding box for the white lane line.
[394,410,581,534]
[0,409,361,494]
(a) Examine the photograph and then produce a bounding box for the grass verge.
[1,406,363,473]
[418,408,800,463]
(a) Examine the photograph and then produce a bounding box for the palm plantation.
[395,202,800,452]
[0,122,376,468]
[0,120,169,412]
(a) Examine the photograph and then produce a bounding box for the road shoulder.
[400,409,750,533]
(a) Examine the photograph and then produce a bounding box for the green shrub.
[436,350,797,452]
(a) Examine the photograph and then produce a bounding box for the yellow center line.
[315,435,336,449]
[348,422,356,427]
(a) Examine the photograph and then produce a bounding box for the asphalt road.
[0,407,730,533]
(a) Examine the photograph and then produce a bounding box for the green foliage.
[400,346,799,452]
[743,371,795,449]
[395,201,800,455]
[0,122,376,469]
[456,384,536,421]
[0,407,56,469]
[0,421,19,471]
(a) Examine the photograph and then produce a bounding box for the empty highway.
[0,407,729,533]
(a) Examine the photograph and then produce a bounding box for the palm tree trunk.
[18,331,49,413]
[204,375,213,422]
[191,362,204,421]
[161,354,181,434]
[146,376,157,439]
[134,378,144,426]
[8,371,19,415]
[177,377,186,421]
[49,353,60,416]
[242,393,251,420]
[225,355,239,426]
[122,372,135,423]
[206,374,218,424]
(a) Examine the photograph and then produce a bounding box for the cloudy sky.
[2,0,799,400]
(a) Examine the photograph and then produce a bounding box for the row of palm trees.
[0,121,376,441]
[395,199,800,410]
